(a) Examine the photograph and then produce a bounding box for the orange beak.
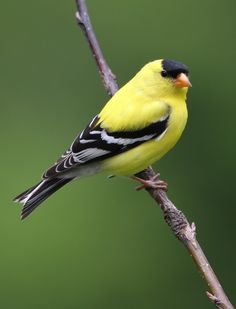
[174,73,192,88]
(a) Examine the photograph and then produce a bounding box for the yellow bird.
[14,59,191,219]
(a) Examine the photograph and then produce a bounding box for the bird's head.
[161,59,191,88]
[137,59,191,99]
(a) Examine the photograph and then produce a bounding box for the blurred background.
[1,0,235,308]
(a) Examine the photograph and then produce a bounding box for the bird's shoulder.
[99,92,170,132]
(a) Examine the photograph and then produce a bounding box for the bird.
[14,59,191,219]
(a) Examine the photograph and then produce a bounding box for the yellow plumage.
[14,59,191,219]
[100,60,189,175]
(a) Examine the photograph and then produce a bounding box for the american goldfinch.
[14,59,191,219]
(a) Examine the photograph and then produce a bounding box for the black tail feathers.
[14,178,72,219]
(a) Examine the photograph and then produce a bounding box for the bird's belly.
[102,108,187,176]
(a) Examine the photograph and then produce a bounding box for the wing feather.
[43,110,170,179]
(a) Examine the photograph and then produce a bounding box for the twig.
[138,167,233,309]
[75,1,234,308]
[75,1,118,97]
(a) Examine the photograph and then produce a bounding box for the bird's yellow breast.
[102,99,188,176]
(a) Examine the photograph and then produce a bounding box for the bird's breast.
[102,102,188,176]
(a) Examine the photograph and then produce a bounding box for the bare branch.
[75,1,234,308]
[75,0,118,96]
[207,291,226,308]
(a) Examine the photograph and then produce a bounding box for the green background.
[1,0,235,308]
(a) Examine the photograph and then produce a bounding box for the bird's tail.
[13,177,72,219]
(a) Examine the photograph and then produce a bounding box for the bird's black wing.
[43,113,170,179]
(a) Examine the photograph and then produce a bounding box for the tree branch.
[75,1,234,308]
[75,2,118,96]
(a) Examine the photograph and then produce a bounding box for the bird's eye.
[161,70,168,77]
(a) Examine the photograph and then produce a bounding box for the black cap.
[162,59,189,78]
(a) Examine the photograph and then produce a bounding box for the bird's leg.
[131,173,168,191]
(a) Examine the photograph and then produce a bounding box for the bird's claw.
[132,174,168,191]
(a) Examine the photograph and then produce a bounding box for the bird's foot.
[131,173,168,191]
